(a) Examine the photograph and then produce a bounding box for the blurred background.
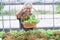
[0,0,60,30]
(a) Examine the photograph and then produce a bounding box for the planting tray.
[22,22,36,28]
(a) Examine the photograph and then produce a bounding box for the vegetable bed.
[1,29,60,40]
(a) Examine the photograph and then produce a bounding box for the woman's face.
[24,4,32,13]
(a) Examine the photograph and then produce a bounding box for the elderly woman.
[16,3,33,31]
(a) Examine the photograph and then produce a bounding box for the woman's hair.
[24,2,32,7]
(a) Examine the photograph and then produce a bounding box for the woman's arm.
[16,9,23,19]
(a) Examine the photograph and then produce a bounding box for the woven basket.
[22,22,36,28]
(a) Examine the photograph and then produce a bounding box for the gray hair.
[24,2,32,7]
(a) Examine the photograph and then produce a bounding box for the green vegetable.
[10,30,17,35]
[32,30,37,34]
[0,31,5,38]
[56,38,60,40]
[37,29,46,34]
[24,14,40,24]
[28,30,33,34]
[18,29,25,35]
[28,30,37,34]
[47,29,54,36]
[30,15,35,20]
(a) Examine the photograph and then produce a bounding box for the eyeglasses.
[26,8,31,9]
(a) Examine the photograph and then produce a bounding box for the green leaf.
[37,29,46,34]
[10,30,17,35]
[23,14,40,24]
[0,31,5,38]
[18,29,25,35]
[47,29,53,36]
[56,38,60,40]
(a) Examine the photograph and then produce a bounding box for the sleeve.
[17,12,24,20]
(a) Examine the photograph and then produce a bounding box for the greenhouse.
[0,0,60,40]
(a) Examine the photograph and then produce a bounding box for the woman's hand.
[16,6,26,19]
[22,6,27,12]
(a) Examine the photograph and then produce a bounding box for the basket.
[22,22,36,28]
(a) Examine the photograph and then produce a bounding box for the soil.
[2,31,60,40]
